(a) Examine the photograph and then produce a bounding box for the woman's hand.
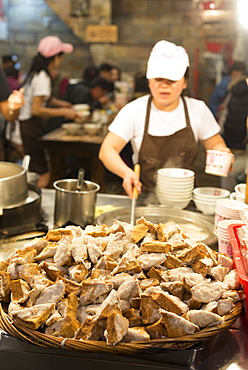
[63,108,77,120]
[122,168,142,199]
[8,88,25,114]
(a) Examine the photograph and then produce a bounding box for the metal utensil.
[130,164,140,225]
[77,168,85,191]
[22,155,31,172]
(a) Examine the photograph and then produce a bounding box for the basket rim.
[0,301,243,355]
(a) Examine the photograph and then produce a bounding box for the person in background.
[16,36,77,188]
[0,67,24,160]
[220,76,248,191]
[98,63,113,82]
[209,61,246,120]
[99,40,232,200]
[63,76,113,111]
[82,65,99,86]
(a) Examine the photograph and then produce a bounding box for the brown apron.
[138,95,198,193]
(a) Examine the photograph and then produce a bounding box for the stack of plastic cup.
[217,219,244,257]
[156,168,194,209]
[214,199,247,235]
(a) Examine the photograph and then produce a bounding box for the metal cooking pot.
[0,156,30,208]
[53,179,100,228]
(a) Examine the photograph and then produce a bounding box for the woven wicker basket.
[0,301,242,355]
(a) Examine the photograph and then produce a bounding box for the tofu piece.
[104,312,129,345]
[36,280,65,305]
[57,293,79,318]
[160,309,199,337]
[80,279,114,306]
[130,224,149,243]
[191,258,213,277]
[57,276,82,296]
[68,263,89,283]
[146,318,168,339]
[117,276,140,301]
[71,237,88,263]
[161,281,185,300]
[122,326,150,342]
[124,308,142,327]
[53,236,71,266]
[0,271,11,302]
[10,247,37,265]
[46,228,73,242]
[140,294,161,324]
[45,315,81,338]
[140,241,172,254]
[137,253,166,270]
[39,261,66,281]
[217,298,235,316]
[35,243,57,261]
[190,283,223,303]
[184,309,224,327]
[10,279,30,304]
[151,291,189,315]
[157,224,180,242]
[13,303,55,330]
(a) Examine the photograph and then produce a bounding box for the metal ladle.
[77,168,86,191]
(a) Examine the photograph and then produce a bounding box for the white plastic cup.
[218,237,233,257]
[205,150,233,177]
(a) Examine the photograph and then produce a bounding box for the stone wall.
[0,0,92,81]
[0,0,238,101]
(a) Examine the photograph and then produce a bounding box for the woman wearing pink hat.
[99,40,232,199]
[16,36,77,188]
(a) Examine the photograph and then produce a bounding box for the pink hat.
[38,36,74,58]
[146,40,189,81]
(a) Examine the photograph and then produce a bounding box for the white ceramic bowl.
[74,110,91,123]
[193,187,230,199]
[157,168,195,179]
[193,198,217,215]
[73,104,90,111]
[234,183,246,197]
[62,123,81,135]
[156,188,193,196]
[229,192,245,202]
[83,123,102,136]
[157,195,192,209]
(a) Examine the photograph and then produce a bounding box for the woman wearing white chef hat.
[99,40,232,198]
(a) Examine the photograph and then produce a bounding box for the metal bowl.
[96,206,217,247]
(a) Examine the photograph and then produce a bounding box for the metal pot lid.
[96,206,217,246]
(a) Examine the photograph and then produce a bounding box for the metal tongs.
[130,164,140,225]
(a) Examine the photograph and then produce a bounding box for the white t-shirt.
[109,95,220,164]
[19,70,52,121]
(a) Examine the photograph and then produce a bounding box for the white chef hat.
[146,40,190,81]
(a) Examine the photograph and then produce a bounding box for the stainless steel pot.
[53,179,100,228]
[0,157,30,208]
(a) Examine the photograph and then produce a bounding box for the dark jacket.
[222,78,248,150]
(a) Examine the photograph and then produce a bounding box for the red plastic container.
[228,223,248,317]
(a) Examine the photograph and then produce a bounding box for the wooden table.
[41,127,106,191]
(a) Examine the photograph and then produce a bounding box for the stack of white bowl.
[214,198,247,235]
[217,219,244,257]
[193,187,230,216]
[156,168,194,209]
